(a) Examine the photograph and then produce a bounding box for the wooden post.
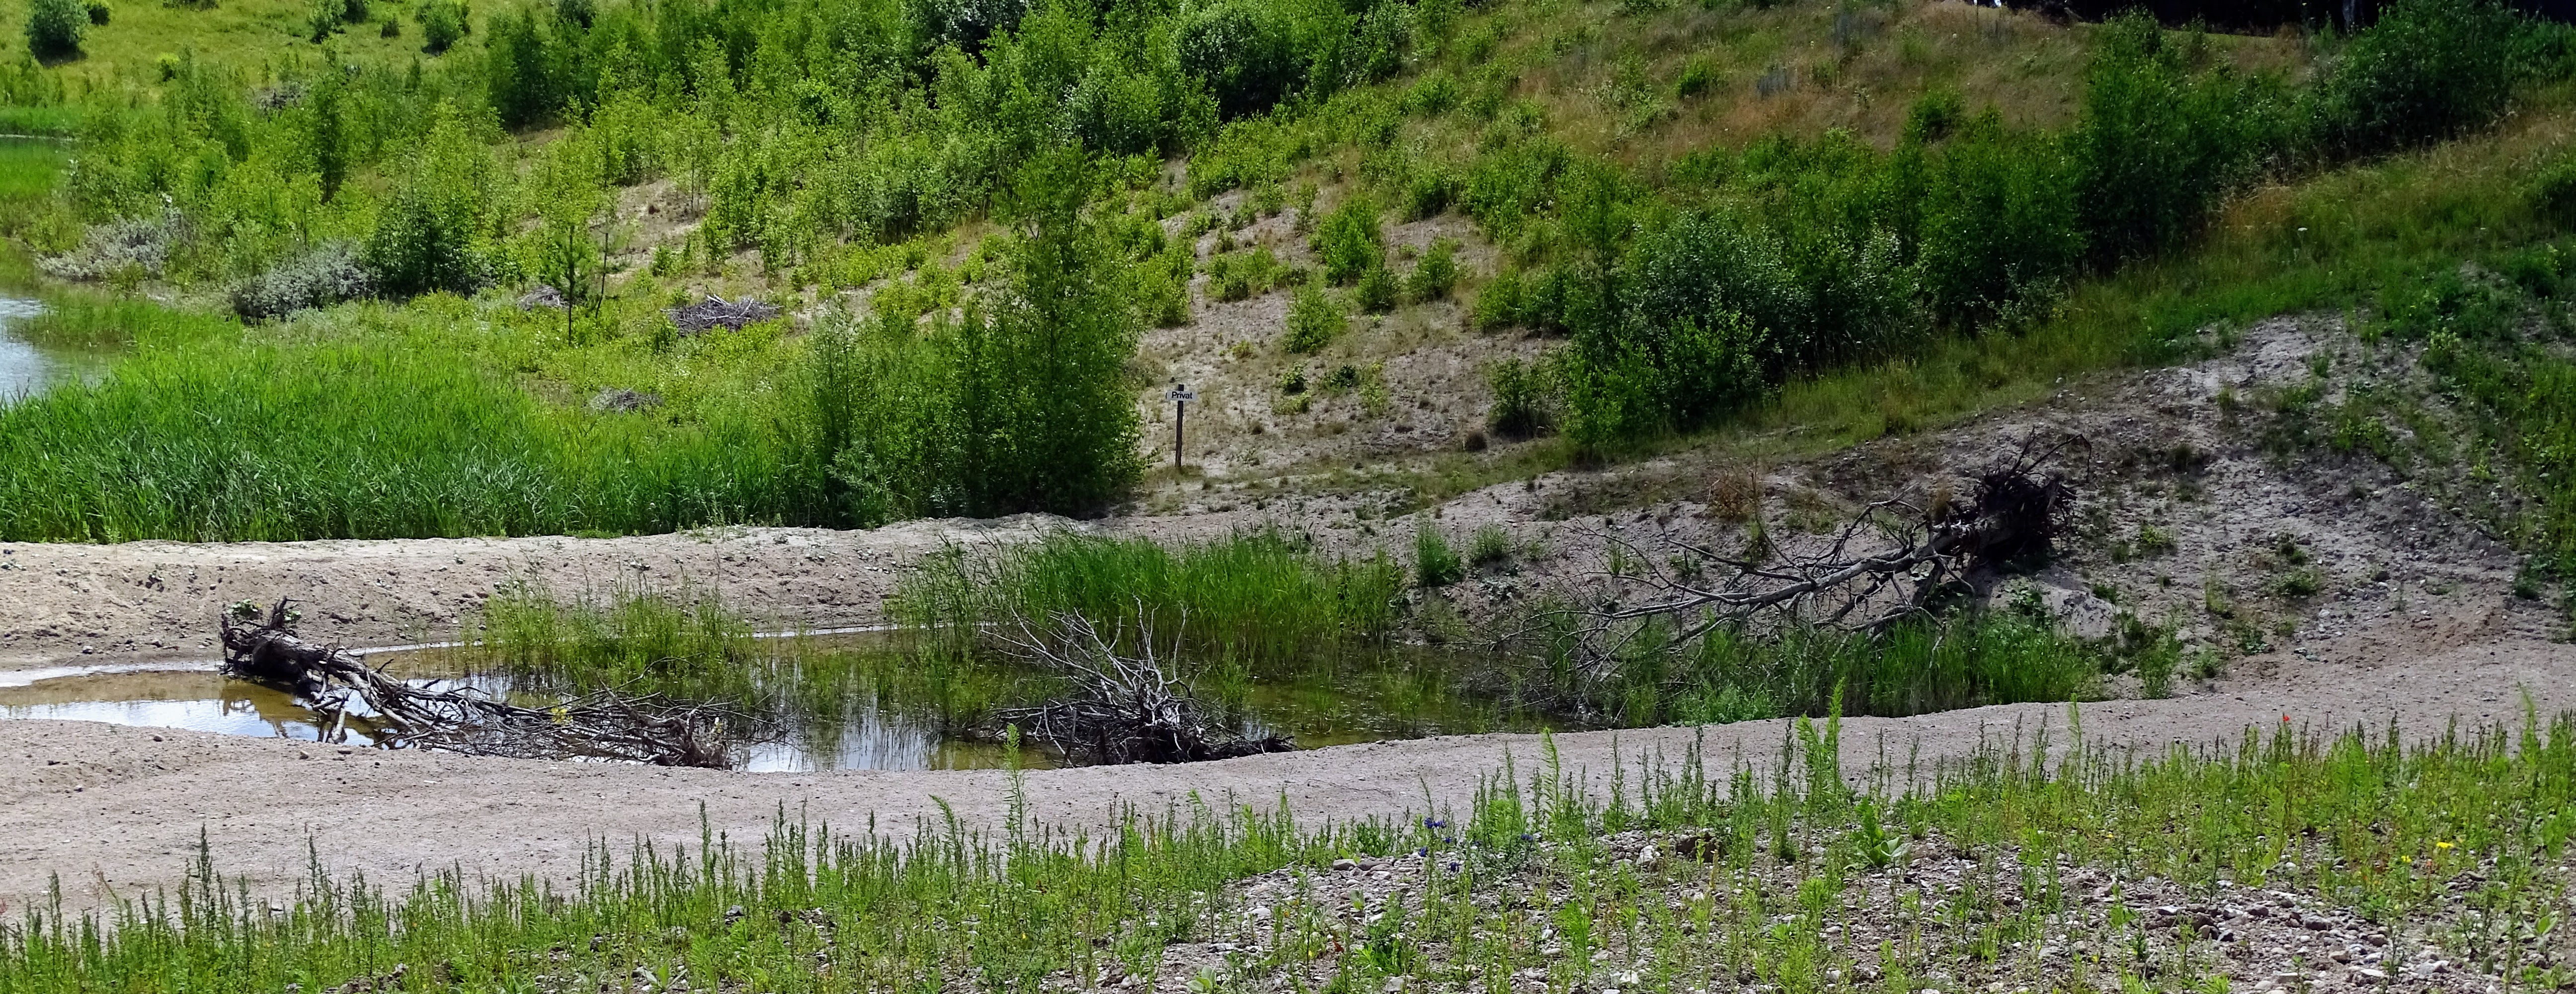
[1166,383,1196,472]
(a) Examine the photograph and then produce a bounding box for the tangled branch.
[992,608,1291,764]
[221,599,741,767]
[1531,434,2084,686]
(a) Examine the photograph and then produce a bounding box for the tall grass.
[4,710,2570,993]
[0,316,826,542]
[1582,613,2103,728]
[470,581,1019,745]
[892,530,1407,669]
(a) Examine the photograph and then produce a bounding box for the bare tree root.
[221,599,741,768]
[992,609,1292,764]
[1526,433,2085,692]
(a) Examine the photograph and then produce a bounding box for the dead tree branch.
[1523,433,2084,691]
[992,608,1291,764]
[221,599,740,767]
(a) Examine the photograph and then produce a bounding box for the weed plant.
[6,709,2573,993]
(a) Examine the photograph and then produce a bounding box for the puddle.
[0,637,1562,771]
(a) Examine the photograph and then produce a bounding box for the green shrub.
[1918,111,2082,329]
[81,0,105,25]
[2534,157,2576,232]
[1312,196,1384,285]
[1355,263,1398,313]
[1414,525,1463,587]
[1177,1,1299,119]
[25,0,83,58]
[362,110,495,298]
[1407,237,1459,302]
[809,150,1145,521]
[2070,14,2273,266]
[1485,357,1554,438]
[1675,57,1716,100]
[418,0,467,54]
[1284,284,1345,353]
[1467,524,1512,568]
[486,8,562,129]
[2303,0,2530,162]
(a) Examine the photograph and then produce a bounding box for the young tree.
[362,107,495,297]
[958,146,1143,515]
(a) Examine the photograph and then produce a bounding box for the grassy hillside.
[0,0,477,97]
[0,0,2563,543]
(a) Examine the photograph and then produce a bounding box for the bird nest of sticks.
[991,610,1292,765]
[220,599,743,767]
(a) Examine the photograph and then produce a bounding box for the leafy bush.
[1284,284,1345,353]
[1407,237,1459,302]
[1918,112,2082,329]
[25,0,82,58]
[1559,310,1766,448]
[2070,15,2273,265]
[1355,263,1397,313]
[38,213,177,282]
[231,243,374,321]
[1177,1,1299,120]
[1312,196,1384,285]
[486,8,562,129]
[1484,357,1553,438]
[2302,0,2530,162]
[417,0,467,54]
[808,150,1144,522]
[362,111,495,298]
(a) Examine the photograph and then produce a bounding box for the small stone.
[1616,972,1640,986]
[1332,858,1358,872]
[1382,978,1405,993]
[2353,968,2387,980]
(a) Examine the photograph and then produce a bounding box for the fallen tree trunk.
[221,599,739,768]
[1519,433,2085,698]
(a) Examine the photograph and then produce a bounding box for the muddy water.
[0,643,1558,772]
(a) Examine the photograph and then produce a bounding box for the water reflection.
[0,640,1562,770]
[0,297,59,401]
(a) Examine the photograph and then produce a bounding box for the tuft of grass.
[1414,525,1464,588]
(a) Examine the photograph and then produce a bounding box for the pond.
[0,635,1570,771]
[0,297,102,402]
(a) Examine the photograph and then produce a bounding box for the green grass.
[1614,615,2108,728]
[0,282,859,541]
[5,710,2570,993]
[892,530,1408,672]
[0,323,814,541]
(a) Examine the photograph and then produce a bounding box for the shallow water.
[0,297,97,402]
[0,641,1558,772]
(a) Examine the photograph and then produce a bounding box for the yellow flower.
[2436,841,2455,850]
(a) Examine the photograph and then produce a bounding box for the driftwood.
[220,599,739,767]
[993,610,1292,764]
[665,295,780,334]
[1533,434,2083,685]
